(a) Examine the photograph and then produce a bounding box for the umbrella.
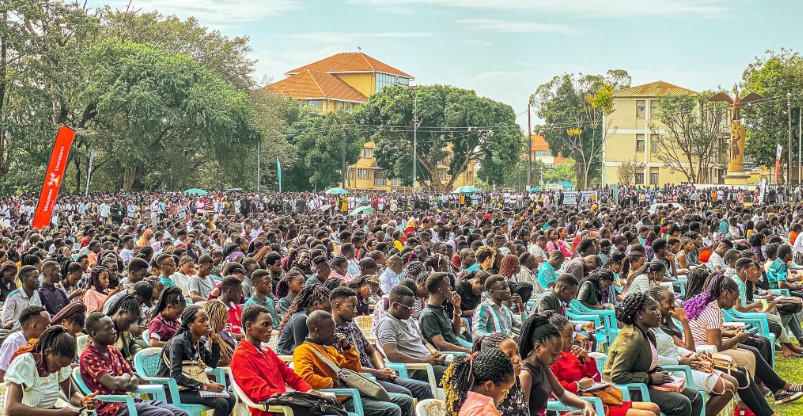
[184,188,208,196]
[555,180,574,189]
[349,206,375,216]
[528,187,541,192]
[325,187,350,195]
[451,185,480,194]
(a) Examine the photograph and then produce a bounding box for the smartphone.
[746,327,759,334]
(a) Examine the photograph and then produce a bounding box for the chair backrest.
[142,330,150,344]
[71,367,92,394]
[416,399,445,416]
[134,347,163,378]
[76,335,89,354]
[354,316,373,339]
[0,382,8,416]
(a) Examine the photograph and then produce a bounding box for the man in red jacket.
[230,304,313,416]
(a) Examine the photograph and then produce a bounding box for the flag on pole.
[775,144,783,184]
[33,126,76,229]
[277,157,282,193]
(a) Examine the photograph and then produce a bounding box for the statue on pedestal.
[708,86,762,174]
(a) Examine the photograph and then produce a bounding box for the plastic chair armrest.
[95,394,137,416]
[319,388,363,415]
[141,376,182,404]
[206,367,227,387]
[384,362,409,378]
[546,397,605,416]
[135,384,167,402]
[614,383,650,401]
[660,365,696,389]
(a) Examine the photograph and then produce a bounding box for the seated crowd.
[2,197,803,416]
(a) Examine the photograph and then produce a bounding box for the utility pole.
[788,92,793,201]
[527,103,532,190]
[341,126,347,189]
[412,86,418,192]
[256,141,261,192]
[798,107,801,187]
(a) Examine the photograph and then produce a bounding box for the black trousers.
[178,391,236,416]
[726,366,774,416]
[633,387,703,416]
[738,343,786,392]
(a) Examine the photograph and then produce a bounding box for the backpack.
[263,391,349,416]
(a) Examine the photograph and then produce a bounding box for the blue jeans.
[345,392,414,416]
[379,377,433,400]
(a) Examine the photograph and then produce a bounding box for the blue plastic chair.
[722,308,775,367]
[71,367,167,416]
[133,347,213,416]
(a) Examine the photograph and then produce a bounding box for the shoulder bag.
[308,344,391,401]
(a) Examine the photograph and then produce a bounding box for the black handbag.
[263,391,348,416]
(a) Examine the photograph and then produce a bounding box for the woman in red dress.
[547,312,659,416]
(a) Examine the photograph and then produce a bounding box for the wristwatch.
[201,383,208,391]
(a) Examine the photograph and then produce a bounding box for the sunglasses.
[393,302,412,312]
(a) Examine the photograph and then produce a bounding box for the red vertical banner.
[32,126,76,229]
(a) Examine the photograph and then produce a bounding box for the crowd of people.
[2,187,803,416]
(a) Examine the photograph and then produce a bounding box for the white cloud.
[350,0,730,18]
[458,18,579,35]
[89,0,300,25]
[287,32,433,42]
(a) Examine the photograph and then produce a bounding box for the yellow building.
[601,81,728,187]
[267,52,474,192]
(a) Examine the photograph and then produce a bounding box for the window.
[438,171,448,182]
[390,178,401,186]
[535,151,551,157]
[356,169,371,179]
[635,172,645,184]
[651,135,660,152]
[374,177,387,186]
[650,100,660,119]
[375,73,408,93]
[650,172,659,185]
[466,171,473,184]
[307,100,323,110]
[636,100,646,118]
[362,148,373,158]
[636,134,645,152]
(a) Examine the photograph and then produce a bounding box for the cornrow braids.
[150,286,186,321]
[278,284,331,331]
[204,300,233,365]
[683,272,738,321]
[32,325,76,360]
[442,349,515,416]
[616,292,652,326]
[471,332,511,353]
[107,294,140,318]
[545,310,569,330]
[684,267,711,300]
[517,314,561,360]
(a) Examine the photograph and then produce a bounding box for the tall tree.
[531,70,630,189]
[79,39,261,191]
[356,84,522,192]
[742,49,803,167]
[652,92,728,184]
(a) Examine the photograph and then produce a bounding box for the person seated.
[81,312,188,416]
[157,305,235,416]
[441,348,516,416]
[102,281,154,344]
[471,333,528,416]
[37,260,68,317]
[217,276,245,339]
[576,269,615,310]
[230,304,313,416]
[275,269,306,317]
[2,265,43,330]
[603,293,704,416]
[276,285,331,355]
[244,270,280,329]
[330,287,433,400]
[419,272,471,353]
[189,254,216,303]
[204,300,237,367]
[293,310,415,416]
[706,241,729,273]
[147,286,186,348]
[537,250,565,290]
[347,275,380,316]
[0,306,50,382]
[454,271,490,321]
[535,273,578,315]
[621,261,665,298]
[547,311,659,416]
[473,275,526,339]
[768,244,803,291]
[105,294,144,362]
[49,301,86,336]
[7,326,97,416]
[372,278,425,338]
[377,285,448,384]
[83,266,123,314]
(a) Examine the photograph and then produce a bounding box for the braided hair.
[32,325,76,360]
[517,314,561,360]
[683,267,711,300]
[176,304,203,337]
[204,299,233,365]
[278,284,331,331]
[545,310,569,330]
[471,332,511,353]
[150,286,186,321]
[442,348,515,416]
[275,268,304,298]
[89,266,109,293]
[615,292,653,326]
[683,272,738,321]
[107,294,141,323]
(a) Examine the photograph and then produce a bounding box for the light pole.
[412,85,418,192]
[788,92,793,201]
[527,103,532,190]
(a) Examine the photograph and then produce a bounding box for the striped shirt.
[472,300,523,338]
[687,301,722,345]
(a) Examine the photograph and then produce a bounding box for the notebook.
[199,390,231,399]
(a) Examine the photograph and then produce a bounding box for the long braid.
[31,325,76,360]
[150,286,185,321]
[203,300,233,365]
[442,349,514,416]
[518,314,561,360]
[278,285,331,331]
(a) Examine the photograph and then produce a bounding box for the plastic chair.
[415,398,445,416]
[225,367,296,416]
[374,342,444,400]
[71,367,168,416]
[142,330,150,345]
[354,316,375,342]
[546,396,605,416]
[132,347,213,416]
[76,334,89,354]
[723,308,775,367]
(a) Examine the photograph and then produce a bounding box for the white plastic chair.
[225,367,296,416]
[416,399,445,416]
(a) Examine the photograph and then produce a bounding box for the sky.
[86,0,802,128]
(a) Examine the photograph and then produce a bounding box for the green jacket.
[602,325,655,385]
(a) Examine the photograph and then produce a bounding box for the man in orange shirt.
[293,310,414,416]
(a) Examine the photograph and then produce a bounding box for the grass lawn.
[771,355,803,415]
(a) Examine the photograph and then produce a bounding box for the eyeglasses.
[393,302,412,312]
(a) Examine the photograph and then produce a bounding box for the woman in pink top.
[83,266,122,314]
[442,349,516,416]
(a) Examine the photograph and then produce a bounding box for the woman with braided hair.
[6,325,97,415]
[442,348,515,416]
[471,333,527,416]
[683,267,710,301]
[576,269,615,310]
[518,314,596,416]
[547,311,658,416]
[275,284,331,355]
[603,292,703,416]
[203,300,236,367]
[684,272,803,404]
[147,286,186,347]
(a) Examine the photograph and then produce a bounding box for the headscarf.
[50,301,86,326]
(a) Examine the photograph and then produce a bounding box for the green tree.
[356,84,523,192]
[742,49,803,167]
[531,70,630,189]
[79,39,261,191]
[283,109,364,191]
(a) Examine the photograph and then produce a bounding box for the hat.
[133,281,154,307]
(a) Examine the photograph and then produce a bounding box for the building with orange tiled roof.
[527,134,569,167]
[267,52,474,191]
[602,80,728,186]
